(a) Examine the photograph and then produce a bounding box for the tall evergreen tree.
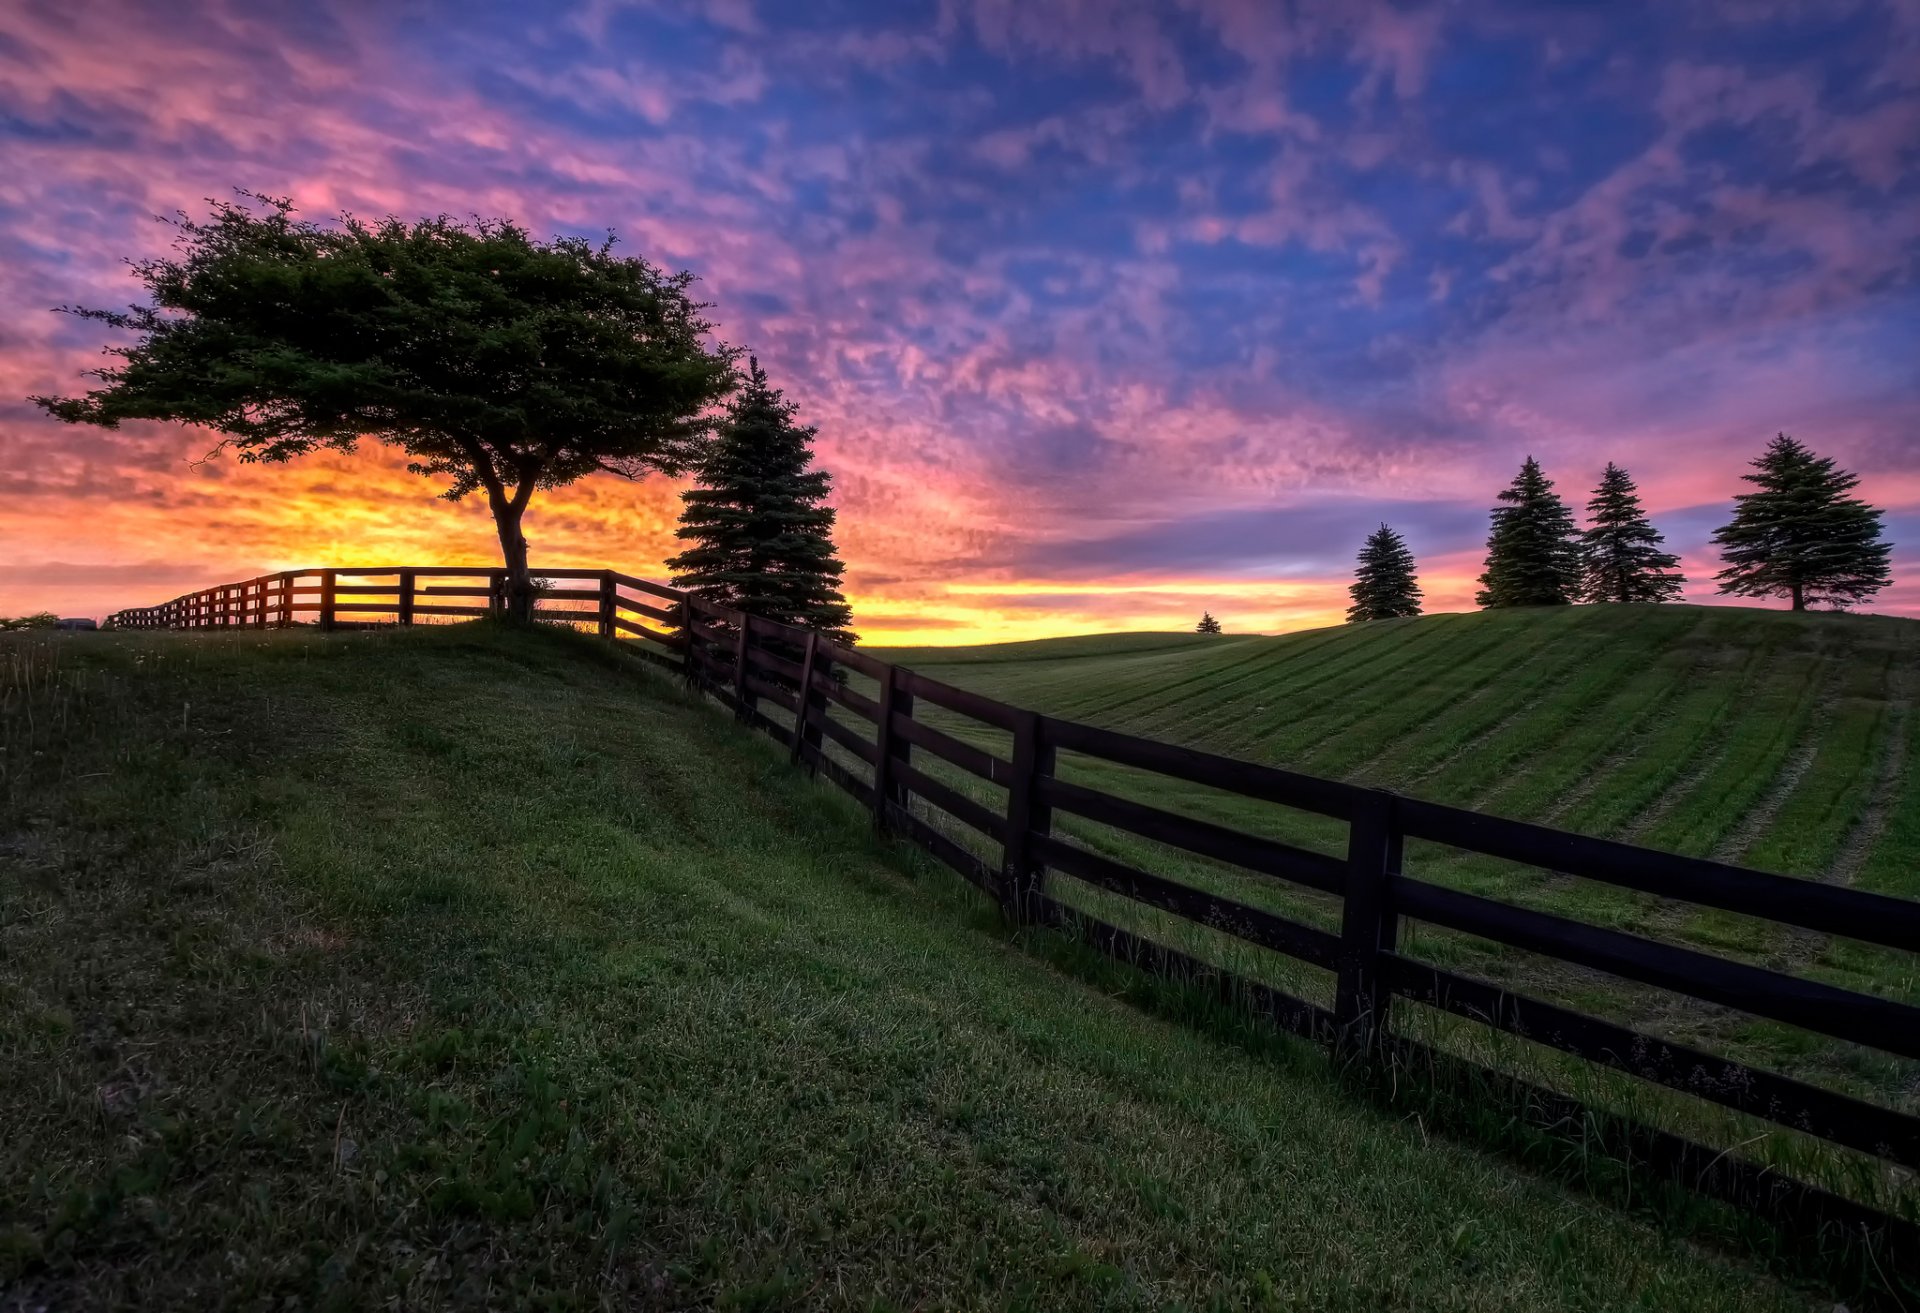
[1712,433,1892,611]
[1347,524,1422,622]
[667,357,856,641]
[1579,462,1686,603]
[1195,611,1223,634]
[1476,456,1582,607]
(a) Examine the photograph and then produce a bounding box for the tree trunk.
[493,501,535,623]
[1791,580,1805,612]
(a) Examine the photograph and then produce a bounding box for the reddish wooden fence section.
[108,567,685,641]
[112,566,1920,1265]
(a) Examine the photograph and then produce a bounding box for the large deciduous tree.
[1712,434,1892,611]
[667,357,855,643]
[33,194,736,619]
[1579,462,1686,604]
[1476,456,1582,608]
[1347,523,1422,622]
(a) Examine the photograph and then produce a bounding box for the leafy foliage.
[1712,434,1892,611]
[667,358,854,642]
[32,193,736,615]
[0,613,58,631]
[1195,611,1223,634]
[1476,457,1581,608]
[1579,463,1685,604]
[1347,524,1422,622]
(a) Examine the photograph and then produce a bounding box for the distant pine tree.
[1196,611,1223,634]
[1347,524,1422,622]
[1476,456,1582,607]
[1580,462,1685,603]
[1712,434,1892,611]
[667,357,856,641]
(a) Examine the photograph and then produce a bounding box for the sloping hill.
[0,623,1803,1310]
[878,605,1920,1162]
[885,604,1920,898]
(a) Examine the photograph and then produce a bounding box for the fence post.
[488,571,506,618]
[733,615,754,720]
[999,709,1056,923]
[678,596,699,684]
[888,669,914,817]
[1334,789,1402,1061]
[319,570,338,632]
[871,663,910,831]
[596,571,615,639]
[279,573,294,628]
[398,570,416,626]
[790,631,821,770]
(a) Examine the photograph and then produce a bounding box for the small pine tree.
[1580,462,1686,603]
[667,357,856,641]
[1347,524,1422,622]
[1712,434,1892,611]
[1476,456,1582,607]
[1196,611,1223,634]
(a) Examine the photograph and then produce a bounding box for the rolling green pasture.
[872,605,1920,1213]
[0,623,1818,1309]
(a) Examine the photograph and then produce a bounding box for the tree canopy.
[1347,523,1422,622]
[1712,434,1891,611]
[667,357,855,642]
[1476,457,1582,608]
[1580,462,1686,604]
[33,193,737,616]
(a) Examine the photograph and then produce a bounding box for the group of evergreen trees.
[1472,457,1687,608]
[1335,434,1891,626]
[686,398,1892,642]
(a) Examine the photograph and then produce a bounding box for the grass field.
[881,607,1918,896]
[0,622,1835,1310]
[870,605,1920,1216]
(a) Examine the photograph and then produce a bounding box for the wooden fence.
[111,567,1920,1267]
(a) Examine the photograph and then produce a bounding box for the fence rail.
[109,567,1920,1264]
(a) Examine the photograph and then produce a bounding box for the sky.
[1,0,1916,642]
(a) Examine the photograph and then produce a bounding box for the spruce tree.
[1580,462,1685,603]
[1196,611,1223,634]
[1347,524,1422,622]
[667,357,856,641]
[1712,434,1891,611]
[1475,456,1582,607]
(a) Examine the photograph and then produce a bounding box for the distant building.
[53,618,98,630]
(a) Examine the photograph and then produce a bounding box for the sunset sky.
[2,1,1916,641]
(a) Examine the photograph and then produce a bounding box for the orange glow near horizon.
[0,436,1377,642]
[13,427,1892,646]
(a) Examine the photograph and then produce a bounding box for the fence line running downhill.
[112,566,1920,1276]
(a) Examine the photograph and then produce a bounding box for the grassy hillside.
[0,623,1816,1310]
[876,606,1920,1176]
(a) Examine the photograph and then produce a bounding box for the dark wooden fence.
[111,566,1920,1268]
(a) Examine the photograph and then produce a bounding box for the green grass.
[0,623,1834,1310]
[878,605,1920,1214]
